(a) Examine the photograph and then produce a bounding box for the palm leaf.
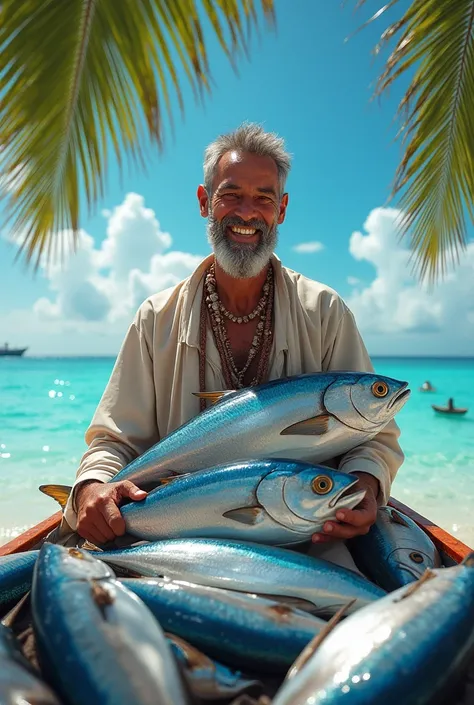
[0,0,275,269]
[353,0,474,282]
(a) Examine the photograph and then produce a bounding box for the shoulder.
[280,264,351,323]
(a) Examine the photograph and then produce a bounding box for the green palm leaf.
[0,0,274,268]
[354,0,474,282]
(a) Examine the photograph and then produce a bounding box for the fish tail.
[39,484,72,510]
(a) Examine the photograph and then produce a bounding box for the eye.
[222,192,239,200]
[311,475,334,495]
[68,548,84,560]
[409,552,424,564]
[372,381,389,398]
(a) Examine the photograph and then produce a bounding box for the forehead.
[212,150,279,191]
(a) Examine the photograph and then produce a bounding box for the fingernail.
[312,535,320,543]
[336,512,345,521]
[324,523,333,533]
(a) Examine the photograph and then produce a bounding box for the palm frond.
[0,0,275,269]
[354,0,474,282]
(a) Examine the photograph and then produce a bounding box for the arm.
[63,301,160,540]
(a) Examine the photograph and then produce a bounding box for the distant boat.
[432,398,468,416]
[0,342,28,357]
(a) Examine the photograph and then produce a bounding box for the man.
[63,123,404,570]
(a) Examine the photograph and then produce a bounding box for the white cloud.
[33,193,204,328]
[347,207,474,344]
[347,276,360,286]
[292,241,325,254]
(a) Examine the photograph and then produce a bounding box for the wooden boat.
[0,498,471,564]
[432,404,468,416]
[0,343,28,357]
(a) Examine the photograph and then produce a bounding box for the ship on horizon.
[0,342,28,357]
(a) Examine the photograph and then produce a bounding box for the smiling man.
[63,123,404,570]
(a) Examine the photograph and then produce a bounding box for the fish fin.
[1,591,31,629]
[81,540,103,552]
[156,473,187,487]
[285,598,356,681]
[395,567,436,601]
[223,506,266,525]
[166,633,213,671]
[280,415,330,436]
[389,509,410,527]
[38,484,72,510]
[192,390,234,405]
[257,595,318,613]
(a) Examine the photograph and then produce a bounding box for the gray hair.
[203,122,291,196]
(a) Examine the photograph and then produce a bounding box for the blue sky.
[1,1,473,357]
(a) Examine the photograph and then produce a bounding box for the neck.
[214,258,270,316]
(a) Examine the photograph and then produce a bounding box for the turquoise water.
[1,356,473,546]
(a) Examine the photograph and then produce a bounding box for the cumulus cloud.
[347,276,360,286]
[33,193,204,327]
[292,241,325,254]
[347,207,474,342]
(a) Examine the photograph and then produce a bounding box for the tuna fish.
[122,577,327,672]
[0,550,38,612]
[121,460,366,544]
[272,556,474,705]
[96,538,386,618]
[349,505,442,591]
[31,544,189,705]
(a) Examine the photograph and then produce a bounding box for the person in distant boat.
[447,398,455,411]
[61,123,405,572]
[420,380,435,392]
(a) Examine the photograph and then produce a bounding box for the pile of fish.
[1,372,474,704]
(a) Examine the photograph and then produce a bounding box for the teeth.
[231,227,257,236]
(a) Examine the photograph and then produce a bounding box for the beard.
[207,212,278,279]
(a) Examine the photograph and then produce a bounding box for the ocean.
[1,356,473,547]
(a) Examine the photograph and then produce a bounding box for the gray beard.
[207,213,278,279]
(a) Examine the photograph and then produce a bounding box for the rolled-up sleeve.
[323,306,405,505]
[63,302,160,529]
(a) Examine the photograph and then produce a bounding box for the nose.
[233,196,259,222]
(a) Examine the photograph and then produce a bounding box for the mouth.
[329,477,366,509]
[388,383,411,409]
[227,225,261,244]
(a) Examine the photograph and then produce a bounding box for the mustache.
[220,215,268,232]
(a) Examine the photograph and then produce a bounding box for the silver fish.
[167,634,263,699]
[110,372,410,488]
[0,622,61,704]
[121,460,366,544]
[122,577,327,672]
[96,538,385,618]
[0,550,39,611]
[273,556,474,705]
[31,544,189,705]
[349,506,442,591]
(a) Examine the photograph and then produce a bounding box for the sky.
[1,1,473,357]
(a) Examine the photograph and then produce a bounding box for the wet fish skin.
[349,506,442,591]
[0,550,39,612]
[121,460,366,544]
[273,555,474,705]
[167,634,264,700]
[112,372,410,488]
[97,538,385,618]
[122,577,327,672]
[0,622,62,704]
[31,544,189,705]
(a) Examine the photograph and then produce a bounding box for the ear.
[197,184,210,218]
[277,193,289,225]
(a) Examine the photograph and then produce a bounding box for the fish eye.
[68,548,84,560]
[372,381,389,398]
[409,552,424,564]
[311,475,334,495]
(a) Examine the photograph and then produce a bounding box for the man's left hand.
[312,472,379,543]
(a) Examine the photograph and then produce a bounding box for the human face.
[198,150,289,278]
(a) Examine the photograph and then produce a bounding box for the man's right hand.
[75,480,147,545]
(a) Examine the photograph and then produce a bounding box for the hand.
[76,480,147,545]
[312,472,379,544]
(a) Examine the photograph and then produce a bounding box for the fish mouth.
[328,477,366,509]
[388,383,411,409]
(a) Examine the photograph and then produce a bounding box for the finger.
[100,500,126,537]
[118,481,147,501]
[77,521,109,546]
[335,507,375,528]
[311,533,335,544]
[90,512,116,543]
[321,521,368,541]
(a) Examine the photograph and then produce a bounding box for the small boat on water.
[432,398,468,416]
[0,342,28,357]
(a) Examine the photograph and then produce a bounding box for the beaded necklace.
[198,262,274,411]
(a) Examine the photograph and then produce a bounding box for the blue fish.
[121,460,366,544]
[96,538,385,618]
[349,506,442,591]
[31,544,189,705]
[0,550,38,612]
[272,555,474,705]
[122,577,327,672]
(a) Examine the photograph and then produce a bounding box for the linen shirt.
[63,254,404,530]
